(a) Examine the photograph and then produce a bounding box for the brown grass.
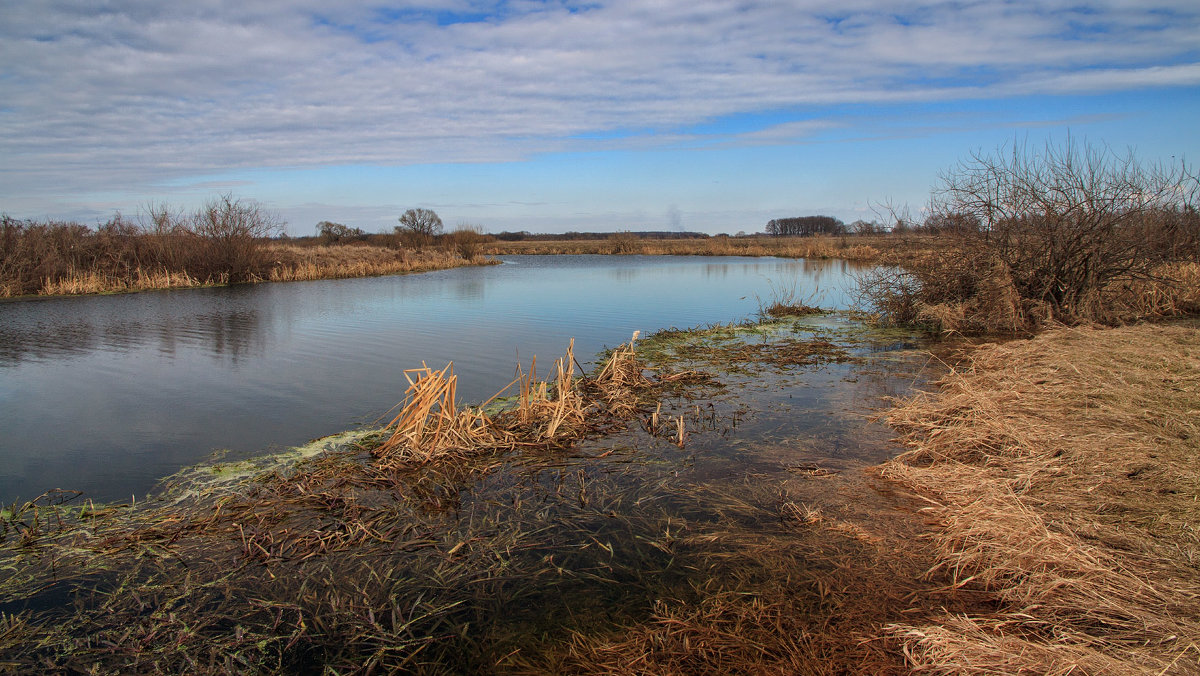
[879,323,1200,674]
[861,249,1200,335]
[20,243,493,296]
[369,336,660,471]
[267,243,495,283]
[485,235,886,261]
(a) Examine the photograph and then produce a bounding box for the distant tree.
[396,208,443,238]
[850,219,881,235]
[316,221,366,244]
[765,215,846,236]
[917,212,981,236]
[394,208,443,248]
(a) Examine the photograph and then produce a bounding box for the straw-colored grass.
[22,243,493,297]
[37,268,216,295]
[485,235,886,261]
[267,243,495,283]
[879,322,1200,674]
[370,336,660,471]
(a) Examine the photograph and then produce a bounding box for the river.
[0,255,866,503]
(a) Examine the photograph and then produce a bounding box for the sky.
[2,1,1198,236]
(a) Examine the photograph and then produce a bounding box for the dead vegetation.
[0,334,719,673]
[485,234,885,261]
[858,140,1200,334]
[879,323,1200,673]
[0,207,493,297]
[0,317,954,674]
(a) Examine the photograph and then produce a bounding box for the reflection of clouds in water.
[453,279,485,302]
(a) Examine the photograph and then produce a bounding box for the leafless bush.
[0,195,282,295]
[608,231,640,253]
[190,195,282,282]
[860,139,1200,332]
[444,224,489,260]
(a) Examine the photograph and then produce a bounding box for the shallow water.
[0,255,869,503]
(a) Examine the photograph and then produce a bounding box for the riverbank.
[22,244,495,298]
[878,321,1200,673]
[484,233,900,261]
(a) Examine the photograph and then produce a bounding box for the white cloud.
[1,0,1197,217]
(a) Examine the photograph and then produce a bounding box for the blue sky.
[2,1,1198,235]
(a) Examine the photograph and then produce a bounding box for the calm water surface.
[0,255,865,503]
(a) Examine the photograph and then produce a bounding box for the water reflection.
[0,255,871,503]
[0,297,267,365]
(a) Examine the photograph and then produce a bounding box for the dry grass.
[19,243,492,296]
[861,250,1200,335]
[267,243,495,283]
[369,336,659,471]
[485,235,886,261]
[879,322,1200,674]
[37,268,215,295]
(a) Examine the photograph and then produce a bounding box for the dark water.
[0,255,866,503]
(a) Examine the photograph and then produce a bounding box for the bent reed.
[880,322,1200,674]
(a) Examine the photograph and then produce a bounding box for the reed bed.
[369,336,662,471]
[879,323,1200,674]
[19,244,492,296]
[37,268,215,295]
[267,243,495,283]
[485,235,885,261]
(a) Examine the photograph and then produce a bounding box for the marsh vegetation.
[0,199,492,298]
[0,318,943,673]
[3,140,1198,673]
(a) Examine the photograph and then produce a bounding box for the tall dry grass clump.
[879,323,1200,673]
[370,336,659,470]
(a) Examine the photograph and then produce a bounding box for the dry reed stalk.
[880,323,1200,674]
[371,336,659,469]
[371,363,505,466]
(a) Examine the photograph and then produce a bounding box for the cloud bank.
[2,0,1197,219]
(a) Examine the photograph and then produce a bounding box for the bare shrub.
[189,195,283,283]
[860,139,1200,332]
[444,224,489,260]
[607,231,640,253]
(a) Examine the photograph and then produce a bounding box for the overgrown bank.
[0,197,493,298]
[880,322,1200,673]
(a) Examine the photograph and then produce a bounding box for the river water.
[0,255,868,503]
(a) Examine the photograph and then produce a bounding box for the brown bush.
[0,196,281,296]
[860,140,1200,333]
[443,225,490,260]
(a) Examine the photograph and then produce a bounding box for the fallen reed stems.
[879,322,1200,674]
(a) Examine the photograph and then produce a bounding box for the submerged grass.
[2,308,972,674]
[879,322,1200,674]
